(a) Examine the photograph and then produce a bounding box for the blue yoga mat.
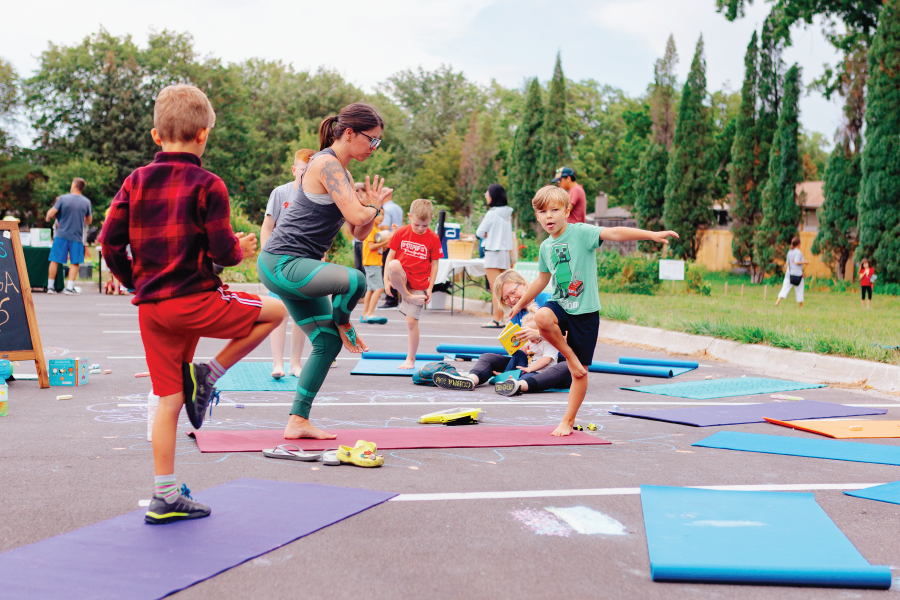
[693,431,900,466]
[214,362,298,392]
[640,485,891,588]
[619,356,699,369]
[589,361,694,378]
[361,352,445,361]
[623,377,826,399]
[436,344,506,356]
[844,481,900,506]
[0,479,395,600]
[351,358,433,376]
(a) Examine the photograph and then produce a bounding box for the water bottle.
[147,391,160,441]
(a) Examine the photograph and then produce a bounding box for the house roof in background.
[796,181,825,208]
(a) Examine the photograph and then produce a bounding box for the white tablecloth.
[435,259,486,285]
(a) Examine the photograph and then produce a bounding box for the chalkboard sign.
[0,222,49,388]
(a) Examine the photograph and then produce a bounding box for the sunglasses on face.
[357,131,382,149]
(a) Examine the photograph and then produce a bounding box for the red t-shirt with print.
[389,225,443,290]
[859,267,874,286]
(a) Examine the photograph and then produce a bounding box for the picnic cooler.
[446,239,475,260]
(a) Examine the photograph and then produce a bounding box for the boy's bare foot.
[271,368,285,380]
[288,366,303,377]
[404,291,427,305]
[284,415,337,439]
[398,359,416,369]
[336,322,369,353]
[568,361,588,378]
[551,422,574,436]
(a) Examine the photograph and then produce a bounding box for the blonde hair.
[521,312,537,329]
[532,185,570,212]
[153,85,216,143]
[493,269,540,318]
[409,198,434,222]
[295,148,315,163]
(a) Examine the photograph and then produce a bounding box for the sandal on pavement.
[335,440,384,467]
[322,449,341,466]
[263,444,323,462]
[481,319,505,329]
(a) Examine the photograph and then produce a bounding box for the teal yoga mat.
[641,485,891,588]
[351,358,431,376]
[693,431,900,466]
[589,362,694,378]
[214,362,298,392]
[362,352,444,361]
[844,482,900,506]
[622,377,825,399]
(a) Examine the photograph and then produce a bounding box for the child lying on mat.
[508,186,678,436]
[383,198,443,369]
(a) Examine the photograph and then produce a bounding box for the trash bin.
[442,223,460,259]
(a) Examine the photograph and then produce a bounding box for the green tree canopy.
[509,78,545,228]
[542,52,569,179]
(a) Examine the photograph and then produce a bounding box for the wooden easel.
[0,221,50,388]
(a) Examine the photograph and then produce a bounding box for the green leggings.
[257,251,366,418]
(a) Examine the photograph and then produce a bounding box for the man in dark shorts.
[46,177,92,295]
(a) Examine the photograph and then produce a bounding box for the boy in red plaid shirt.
[99,85,286,524]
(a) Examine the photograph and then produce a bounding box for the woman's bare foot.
[551,421,574,436]
[398,359,416,369]
[567,361,588,379]
[271,368,285,380]
[337,322,369,353]
[288,365,302,377]
[284,415,337,439]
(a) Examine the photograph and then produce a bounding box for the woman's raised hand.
[363,175,390,208]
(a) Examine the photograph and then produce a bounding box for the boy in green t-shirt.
[508,186,678,436]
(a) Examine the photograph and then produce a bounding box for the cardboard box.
[49,357,89,387]
[29,228,53,247]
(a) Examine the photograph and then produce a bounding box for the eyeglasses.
[501,283,525,305]
[357,132,382,149]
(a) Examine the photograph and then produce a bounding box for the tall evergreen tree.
[755,64,802,275]
[663,36,712,260]
[856,0,900,282]
[615,105,652,210]
[509,78,545,229]
[730,31,764,282]
[542,52,569,179]
[650,34,679,150]
[634,142,669,252]
[757,16,784,191]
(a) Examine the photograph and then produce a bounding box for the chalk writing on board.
[0,238,33,352]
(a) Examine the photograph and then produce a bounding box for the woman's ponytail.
[317,103,384,151]
[318,115,339,150]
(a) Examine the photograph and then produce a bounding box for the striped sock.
[155,474,179,504]
[206,359,227,386]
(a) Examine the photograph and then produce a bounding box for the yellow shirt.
[362,228,382,266]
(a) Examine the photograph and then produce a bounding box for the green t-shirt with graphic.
[537,223,603,315]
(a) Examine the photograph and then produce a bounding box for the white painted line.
[115,401,899,408]
[103,331,141,334]
[99,313,138,316]
[390,483,884,502]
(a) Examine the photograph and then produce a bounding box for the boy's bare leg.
[361,291,373,318]
[367,288,384,318]
[552,375,588,436]
[386,260,426,304]
[288,321,304,377]
[399,315,419,369]
[535,308,587,378]
[270,314,289,378]
[152,392,185,475]
[214,296,286,369]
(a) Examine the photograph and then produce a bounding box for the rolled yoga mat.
[587,362,694,378]
[436,344,507,356]
[0,479,396,600]
[189,425,611,453]
[619,356,699,369]
[640,485,891,588]
[361,352,445,361]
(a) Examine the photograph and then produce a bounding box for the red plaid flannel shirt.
[98,152,243,304]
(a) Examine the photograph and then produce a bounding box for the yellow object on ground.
[337,440,384,467]
[764,418,900,439]
[56,395,72,400]
[418,408,482,425]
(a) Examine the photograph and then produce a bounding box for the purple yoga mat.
[610,400,887,427]
[0,479,395,600]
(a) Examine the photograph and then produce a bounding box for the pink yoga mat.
[189,426,610,453]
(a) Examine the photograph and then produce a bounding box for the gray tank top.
[263,148,350,259]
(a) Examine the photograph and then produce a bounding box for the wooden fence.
[695,230,855,280]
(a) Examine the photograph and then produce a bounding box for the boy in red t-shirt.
[99,85,286,524]
[384,198,444,369]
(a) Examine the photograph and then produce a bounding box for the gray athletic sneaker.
[432,372,475,391]
[495,379,523,396]
[181,362,218,429]
[145,493,211,525]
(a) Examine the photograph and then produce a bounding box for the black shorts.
[542,301,599,366]
[862,285,873,300]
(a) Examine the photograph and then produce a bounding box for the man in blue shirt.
[46,177,92,295]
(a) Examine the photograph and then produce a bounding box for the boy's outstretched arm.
[600,227,679,245]
[508,271,551,316]
[98,181,135,290]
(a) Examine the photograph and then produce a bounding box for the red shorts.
[138,288,262,396]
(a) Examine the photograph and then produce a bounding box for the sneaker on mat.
[432,371,475,391]
[145,492,211,525]
[181,362,217,429]
[495,378,524,397]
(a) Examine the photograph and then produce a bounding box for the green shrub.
[597,252,659,295]
[685,270,711,296]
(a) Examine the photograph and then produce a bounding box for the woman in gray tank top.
[259,103,390,440]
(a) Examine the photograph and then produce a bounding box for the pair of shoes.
[181,363,219,429]
[323,440,384,467]
[481,319,505,329]
[364,316,388,325]
[495,378,524,396]
[359,315,369,323]
[47,287,58,295]
[145,484,211,524]
[432,372,475,391]
[63,286,82,295]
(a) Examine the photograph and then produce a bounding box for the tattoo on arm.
[320,157,354,208]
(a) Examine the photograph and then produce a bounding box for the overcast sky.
[4,0,842,144]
